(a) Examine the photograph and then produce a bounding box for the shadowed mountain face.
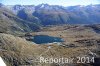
[0,3,100,33]
[33,4,69,25]
[67,5,100,24]
[0,5,41,34]
[9,4,100,25]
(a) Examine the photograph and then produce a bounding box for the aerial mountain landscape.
[8,4,100,25]
[0,0,100,66]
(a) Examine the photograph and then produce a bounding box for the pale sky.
[0,0,100,6]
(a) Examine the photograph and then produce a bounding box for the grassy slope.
[0,31,98,66]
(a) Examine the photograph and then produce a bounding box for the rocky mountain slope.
[0,4,41,34]
[0,25,100,66]
[7,4,100,25]
[0,3,100,33]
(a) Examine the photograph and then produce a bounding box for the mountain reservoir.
[32,35,64,44]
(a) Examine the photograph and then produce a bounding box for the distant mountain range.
[0,3,100,33]
[9,4,100,25]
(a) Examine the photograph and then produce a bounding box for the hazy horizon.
[0,0,100,6]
